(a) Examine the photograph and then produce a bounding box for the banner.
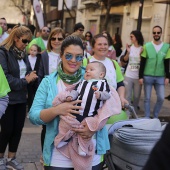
[58,0,63,11]
[33,0,44,29]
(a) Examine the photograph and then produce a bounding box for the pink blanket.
[53,86,121,170]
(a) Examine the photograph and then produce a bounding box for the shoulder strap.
[111,59,116,70]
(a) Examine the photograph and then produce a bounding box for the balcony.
[153,0,170,3]
[46,9,62,22]
[81,0,98,5]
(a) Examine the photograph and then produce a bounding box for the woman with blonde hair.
[0,25,38,170]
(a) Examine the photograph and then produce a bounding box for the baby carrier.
[104,114,165,170]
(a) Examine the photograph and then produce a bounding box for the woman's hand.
[25,71,38,83]
[72,121,95,140]
[126,44,130,53]
[119,96,128,109]
[139,78,143,85]
[40,100,82,122]
[55,100,82,118]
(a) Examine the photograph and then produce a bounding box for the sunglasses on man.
[78,29,84,32]
[64,53,83,62]
[50,37,64,41]
[153,32,161,35]
[42,29,50,33]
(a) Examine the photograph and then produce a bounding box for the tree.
[101,0,112,31]
[11,0,31,25]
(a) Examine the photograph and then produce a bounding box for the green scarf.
[57,62,82,84]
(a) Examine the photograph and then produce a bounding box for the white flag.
[33,0,44,29]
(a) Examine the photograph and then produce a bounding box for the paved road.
[3,85,170,169]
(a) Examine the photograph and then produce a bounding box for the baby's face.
[84,63,103,80]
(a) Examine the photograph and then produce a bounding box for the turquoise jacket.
[29,71,110,165]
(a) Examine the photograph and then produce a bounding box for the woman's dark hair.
[61,36,84,56]
[114,33,122,48]
[102,32,113,46]
[91,34,108,48]
[130,30,144,46]
[85,31,93,39]
[73,22,84,32]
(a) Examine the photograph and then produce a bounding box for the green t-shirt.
[0,65,10,97]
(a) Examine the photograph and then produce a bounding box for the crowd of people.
[0,18,169,170]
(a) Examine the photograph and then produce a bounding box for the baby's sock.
[78,145,86,156]
[57,141,68,148]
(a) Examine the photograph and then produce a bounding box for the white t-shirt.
[152,41,163,53]
[28,55,37,70]
[86,41,92,52]
[48,51,60,74]
[125,45,142,79]
[42,39,48,48]
[18,59,27,78]
[50,79,101,167]
[89,56,117,89]
[0,32,9,43]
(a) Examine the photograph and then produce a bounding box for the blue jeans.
[144,76,165,118]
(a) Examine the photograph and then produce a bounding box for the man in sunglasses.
[28,26,50,53]
[139,25,170,118]
[73,22,85,35]
[0,18,9,43]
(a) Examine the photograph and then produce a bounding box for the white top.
[89,56,117,89]
[28,55,37,70]
[152,41,163,53]
[86,41,92,52]
[48,51,61,74]
[0,32,9,43]
[125,45,142,79]
[50,79,100,167]
[42,39,48,48]
[84,51,91,58]
[18,59,27,78]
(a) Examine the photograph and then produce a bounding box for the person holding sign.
[120,30,144,114]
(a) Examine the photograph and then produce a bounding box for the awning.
[153,0,170,4]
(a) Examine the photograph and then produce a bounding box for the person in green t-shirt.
[27,26,50,53]
[139,25,170,118]
[0,65,10,118]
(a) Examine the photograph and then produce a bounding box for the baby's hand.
[94,91,101,99]
[66,96,73,102]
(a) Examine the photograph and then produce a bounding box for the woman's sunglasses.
[64,53,83,62]
[50,37,64,41]
[85,35,91,38]
[17,36,30,44]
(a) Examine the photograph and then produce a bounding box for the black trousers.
[44,162,104,170]
[0,103,26,153]
[41,125,46,152]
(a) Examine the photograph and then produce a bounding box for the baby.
[53,61,111,170]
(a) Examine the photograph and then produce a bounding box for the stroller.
[103,104,165,170]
